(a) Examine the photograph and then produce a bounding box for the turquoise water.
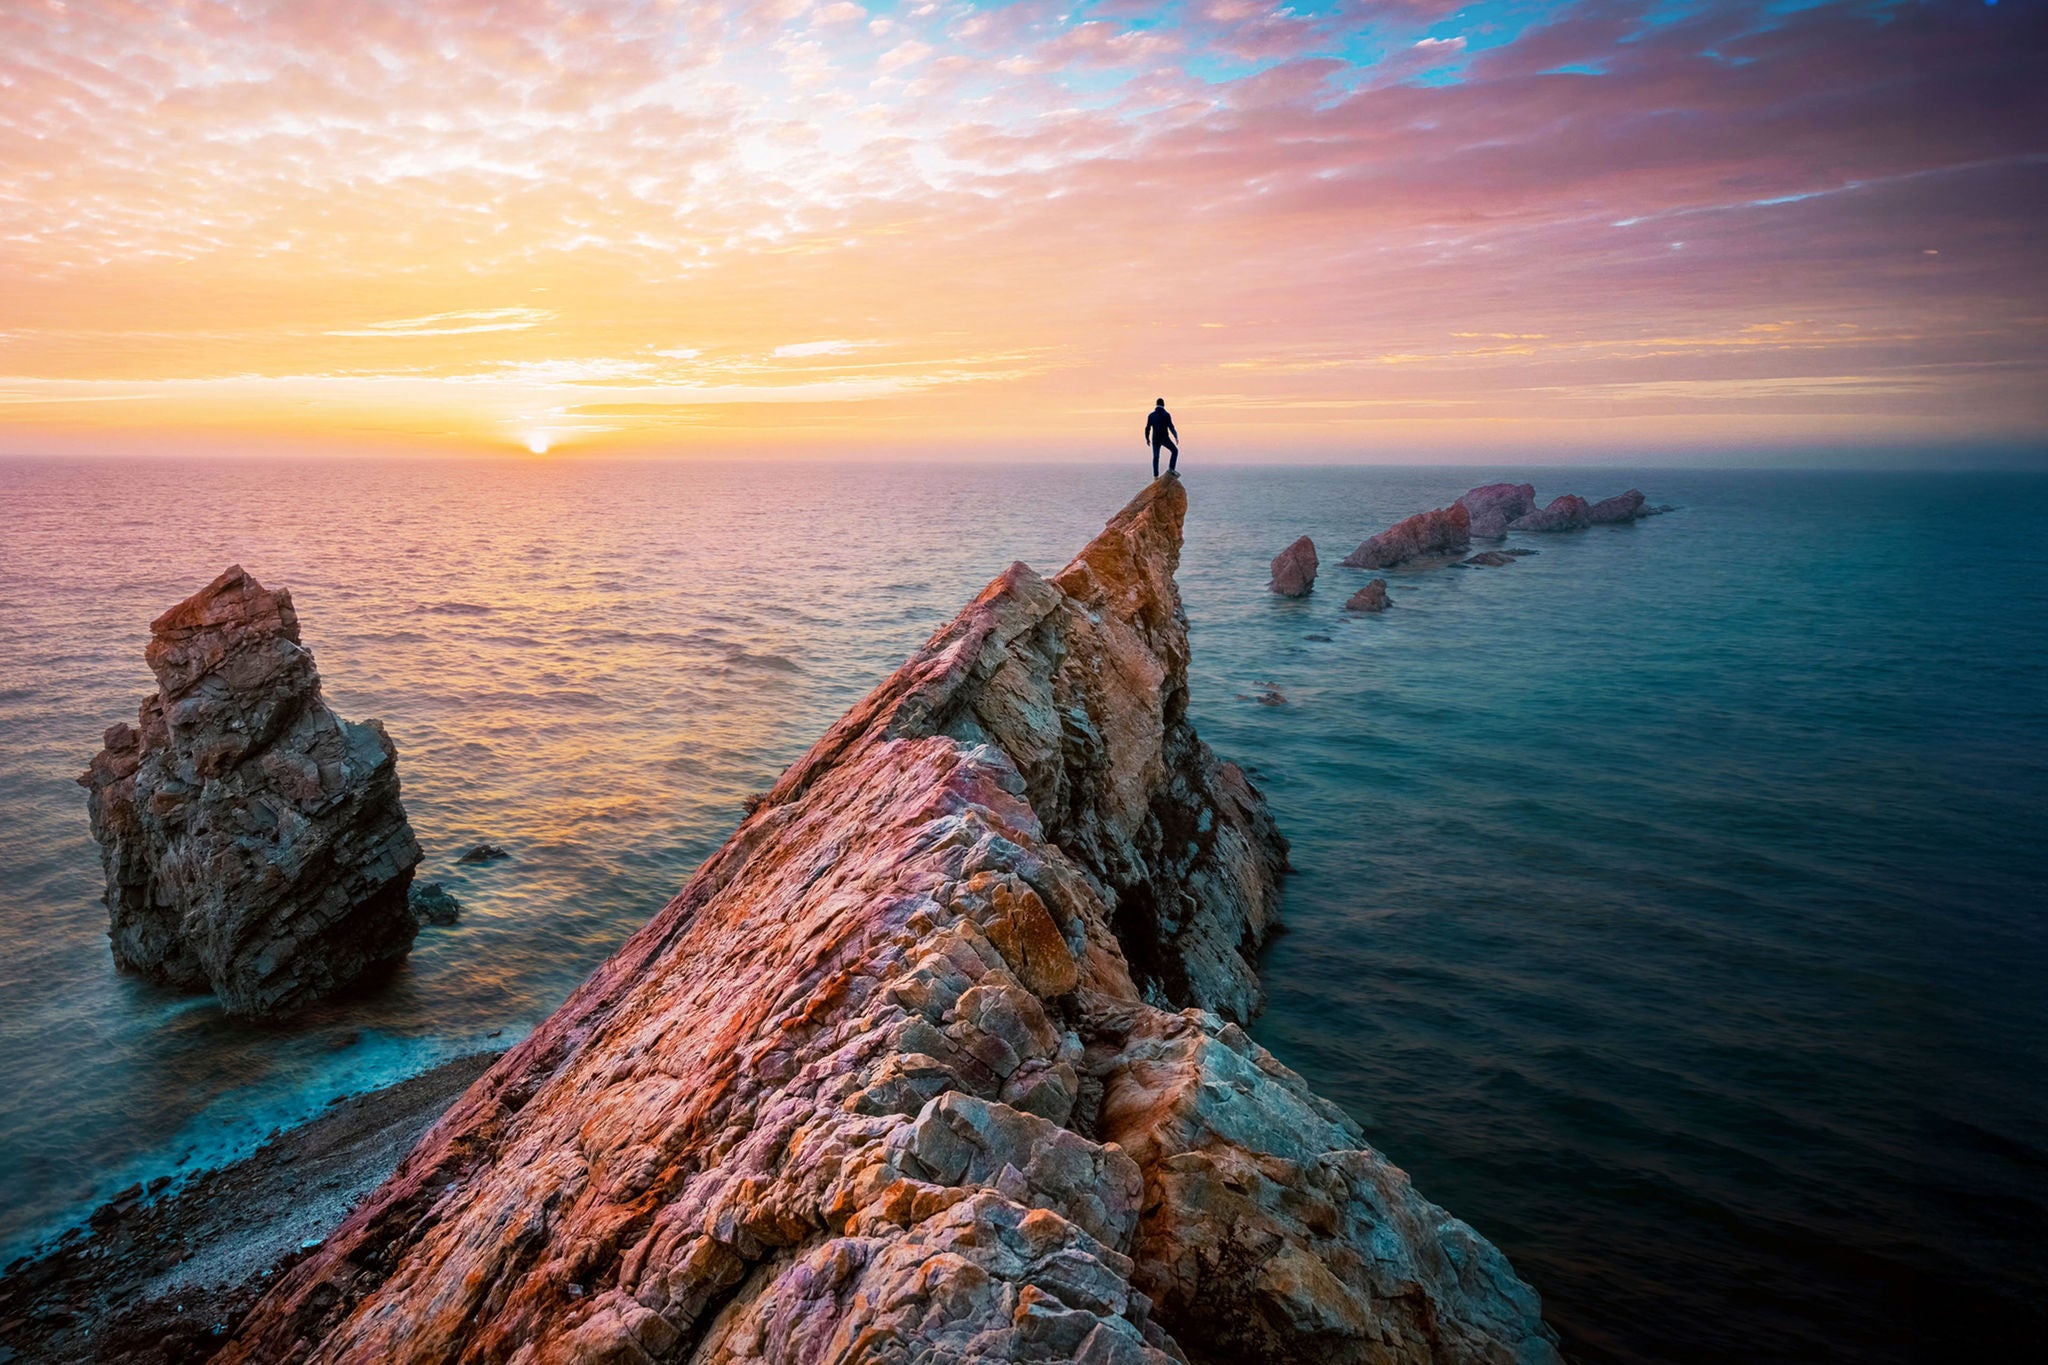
[0,458,2042,1361]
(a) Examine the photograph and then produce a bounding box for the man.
[1145,398,1179,478]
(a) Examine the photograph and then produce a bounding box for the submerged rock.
[1465,551,1517,567]
[1269,535,1318,597]
[1340,504,1470,569]
[407,882,462,927]
[1456,483,1538,538]
[220,480,1556,1365]
[79,567,421,1019]
[1508,494,1591,532]
[455,842,508,864]
[1345,579,1391,612]
[1587,489,1648,524]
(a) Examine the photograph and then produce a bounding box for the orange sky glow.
[2,0,2042,461]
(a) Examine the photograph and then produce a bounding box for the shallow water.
[0,458,2041,1361]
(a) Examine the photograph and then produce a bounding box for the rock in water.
[79,566,421,1019]
[1269,535,1318,596]
[1456,482,1538,538]
[219,480,1557,1365]
[1465,550,1517,567]
[408,882,462,926]
[1508,494,1592,532]
[1587,489,1648,524]
[1345,578,1392,611]
[1340,503,1471,568]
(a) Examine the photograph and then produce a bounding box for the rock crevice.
[220,480,1557,1364]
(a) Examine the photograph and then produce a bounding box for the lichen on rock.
[219,480,1558,1364]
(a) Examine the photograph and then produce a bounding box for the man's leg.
[1152,441,1161,479]
[1164,436,1179,473]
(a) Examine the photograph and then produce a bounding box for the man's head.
[1155,398,1165,407]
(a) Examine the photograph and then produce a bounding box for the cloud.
[326,309,554,338]
[876,39,933,73]
[772,339,867,357]
[0,0,2041,454]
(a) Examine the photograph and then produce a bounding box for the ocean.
[0,457,2042,1361]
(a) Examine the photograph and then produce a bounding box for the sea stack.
[1346,578,1392,611]
[1456,483,1538,538]
[1508,495,1592,532]
[1586,489,1649,524]
[1340,503,1472,569]
[79,566,422,1019]
[220,479,1557,1364]
[1269,535,1318,596]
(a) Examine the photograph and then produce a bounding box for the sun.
[525,433,551,455]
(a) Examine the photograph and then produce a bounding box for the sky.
[1,0,2043,462]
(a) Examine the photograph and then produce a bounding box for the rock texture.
[1585,490,1647,524]
[1345,580,1391,612]
[220,480,1557,1365]
[1340,505,1471,570]
[1464,552,1516,568]
[1506,496,1590,533]
[1454,485,1537,539]
[1269,536,1318,597]
[79,567,421,1019]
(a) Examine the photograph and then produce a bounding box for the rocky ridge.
[219,479,1557,1365]
[79,566,422,1019]
[1339,505,1472,570]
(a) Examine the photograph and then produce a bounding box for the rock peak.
[1052,472,1186,609]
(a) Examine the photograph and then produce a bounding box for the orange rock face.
[221,478,1558,1364]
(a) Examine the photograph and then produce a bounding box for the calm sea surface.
[1,458,2042,1361]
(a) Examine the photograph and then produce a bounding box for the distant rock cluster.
[80,566,423,1019]
[1261,482,1671,621]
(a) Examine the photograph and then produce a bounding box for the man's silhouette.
[1145,399,1179,477]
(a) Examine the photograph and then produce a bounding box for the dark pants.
[1151,435,1178,477]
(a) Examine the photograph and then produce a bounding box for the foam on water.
[1,458,2042,1361]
